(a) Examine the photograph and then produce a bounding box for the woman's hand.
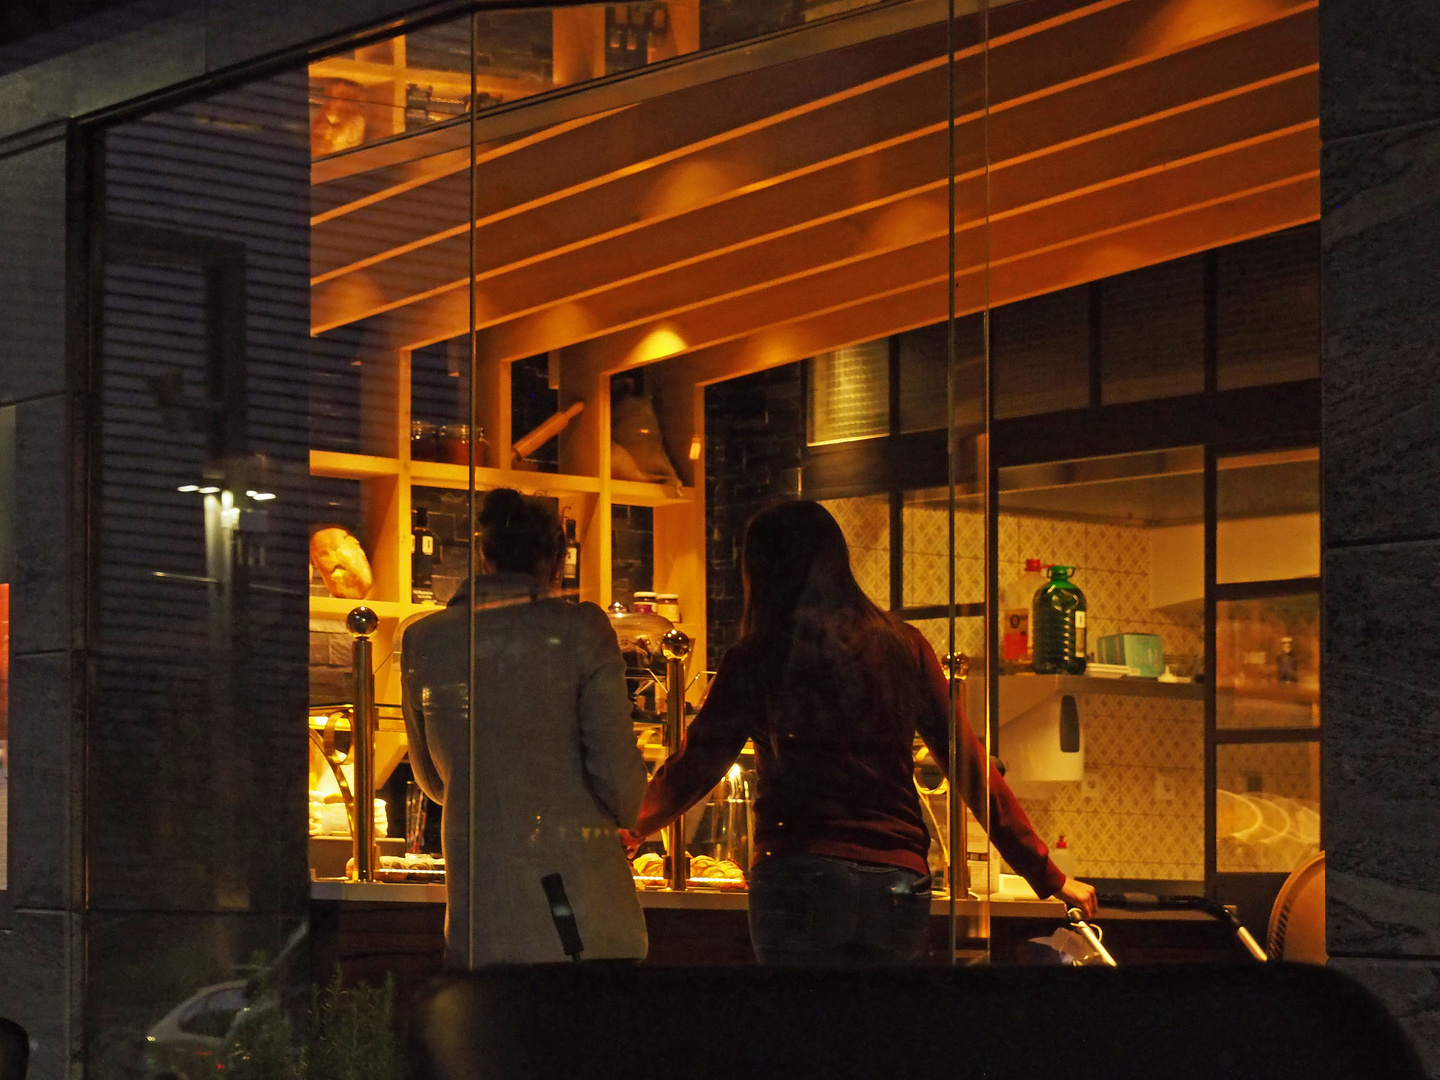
[1056,876,1098,919]
[619,828,644,858]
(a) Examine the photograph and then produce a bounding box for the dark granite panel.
[1322,119,1440,546]
[1324,542,1440,957]
[86,910,307,1080]
[1329,958,1440,1078]
[205,0,441,73]
[0,909,77,1080]
[0,15,204,138]
[13,394,71,656]
[0,140,66,406]
[8,651,77,912]
[1321,1,1440,141]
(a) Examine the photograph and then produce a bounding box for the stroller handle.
[1096,893,1269,962]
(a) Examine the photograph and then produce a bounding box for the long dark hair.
[739,501,922,738]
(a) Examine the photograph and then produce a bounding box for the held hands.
[1056,876,1098,919]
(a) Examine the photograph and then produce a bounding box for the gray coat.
[400,573,648,967]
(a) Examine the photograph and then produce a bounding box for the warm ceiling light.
[198,486,220,495]
[631,326,687,365]
[251,492,277,501]
[177,484,199,493]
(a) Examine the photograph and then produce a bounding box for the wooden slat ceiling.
[311,0,1318,389]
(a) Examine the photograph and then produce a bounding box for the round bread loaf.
[310,527,373,599]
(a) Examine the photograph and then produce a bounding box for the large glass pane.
[1216,224,1319,390]
[992,286,1090,420]
[1216,741,1320,874]
[995,449,1206,887]
[1217,447,1320,585]
[1217,593,1320,730]
[903,487,983,609]
[820,494,890,609]
[900,315,985,433]
[1100,255,1205,405]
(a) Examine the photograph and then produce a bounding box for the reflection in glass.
[992,286,1089,420]
[1216,224,1319,390]
[1217,594,1319,730]
[1216,741,1319,874]
[1100,255,1204,405]
[820,494,889,608]
[903,488,983,609]
[1217,448,1319,585]
[997,448,1205,678]
[899,316,984,433]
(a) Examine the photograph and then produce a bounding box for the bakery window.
[87,0,1320,989]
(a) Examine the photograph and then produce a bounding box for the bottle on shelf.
[411,507,437,605]
[1001,558,1047,670]
[561,512,580,601]
[1031,564,1087,676]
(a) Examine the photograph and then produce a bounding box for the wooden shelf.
[409,459,602,497]
[610,477,694,506]
[310,450,400,480]
[1002,673,1206,702]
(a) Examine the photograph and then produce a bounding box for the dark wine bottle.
[411,507,436,604]
[562,515,580,601]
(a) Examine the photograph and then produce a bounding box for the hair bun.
[477,488,566,576]
[478,487,526,532]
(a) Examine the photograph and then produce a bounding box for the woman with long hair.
[625,500,1095,965]
[402,489,648,966]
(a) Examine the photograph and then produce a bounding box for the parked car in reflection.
[142,981,255,1080]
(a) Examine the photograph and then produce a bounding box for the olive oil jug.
[1031,564,1087,675]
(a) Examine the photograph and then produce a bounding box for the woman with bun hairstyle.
[624,500,1096,965]
[401,489,648,966]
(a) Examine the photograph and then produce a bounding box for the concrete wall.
[1321,3,1440,1073]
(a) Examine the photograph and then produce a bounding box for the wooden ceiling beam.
[310,16,959,279]
[331,10,1314,343]
[407,87,1316,361]
[554,131,1315,384]
[311,0,1312,300]
[652,174,1318,393]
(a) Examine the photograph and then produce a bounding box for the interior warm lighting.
[630,326,687,365]
[177,484,199,493]
[197,486,220,495]
[688,435,702,461]
[252,492,277,501]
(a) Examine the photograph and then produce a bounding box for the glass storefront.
[85,0,1322,1064]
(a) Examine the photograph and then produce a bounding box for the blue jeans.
[747,854,932,966]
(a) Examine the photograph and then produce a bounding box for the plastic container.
[1095,633,1164,678]
[632,591,657,614]
[654,593,682,623]
[1031,564,1087,675]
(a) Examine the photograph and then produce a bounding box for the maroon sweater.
[634,622,1065,898]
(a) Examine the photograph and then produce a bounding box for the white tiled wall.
[825,495,1210,881]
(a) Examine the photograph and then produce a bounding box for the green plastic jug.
[1031,565,1087,675]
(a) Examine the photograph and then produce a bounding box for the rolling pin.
[512,401,585,462]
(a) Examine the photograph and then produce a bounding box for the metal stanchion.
[347,606,379,882]
[661,629,691,892]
